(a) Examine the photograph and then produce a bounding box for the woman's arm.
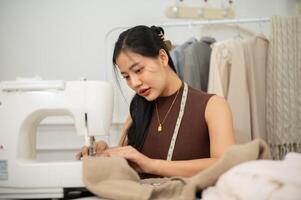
[206,95,235,159]
[101,96,235,177]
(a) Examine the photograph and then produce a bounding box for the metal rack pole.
[104,17,270,81]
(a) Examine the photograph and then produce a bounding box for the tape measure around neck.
[166,82,188,161]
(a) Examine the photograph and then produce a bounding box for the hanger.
[188,21,199,39]
[200,22,214,39]
[234,24,243,38]
[258,21,264,35]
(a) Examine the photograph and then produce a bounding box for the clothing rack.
[104,17,270,125]
[104,17,270,81]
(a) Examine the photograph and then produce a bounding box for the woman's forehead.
[117,51,143,63]
[116,51,143,71]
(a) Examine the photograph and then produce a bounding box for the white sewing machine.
[0,78,113,198]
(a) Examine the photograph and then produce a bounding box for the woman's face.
[115,50,168,101]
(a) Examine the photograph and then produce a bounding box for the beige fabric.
[266,16,301,159]
[208,39,252,143]
[83,139,271,200]
[242,35,269,141]
[208,36,269,143]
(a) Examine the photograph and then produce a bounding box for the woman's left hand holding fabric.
[98,146,154,173]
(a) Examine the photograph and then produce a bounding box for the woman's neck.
[160,71,182,97]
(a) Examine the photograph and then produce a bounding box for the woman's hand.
[99,146,154,173]
[75,140,108,160]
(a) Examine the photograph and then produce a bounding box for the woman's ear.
[158,49,169,67]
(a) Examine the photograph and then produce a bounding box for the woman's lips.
[139,88,151,97]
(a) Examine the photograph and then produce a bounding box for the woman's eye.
[123,75,129,80]
[135,68,143,74]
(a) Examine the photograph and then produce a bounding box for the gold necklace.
[155,88,180,133]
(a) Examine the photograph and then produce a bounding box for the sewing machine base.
[0,187,94,199]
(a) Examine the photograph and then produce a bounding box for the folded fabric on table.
[83,139,271,200]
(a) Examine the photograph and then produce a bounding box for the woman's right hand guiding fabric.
[75,140,108,160]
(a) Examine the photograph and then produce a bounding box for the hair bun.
[150,25,172,51]
[150,26,165,41]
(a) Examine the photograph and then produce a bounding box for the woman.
[76,25,235,177]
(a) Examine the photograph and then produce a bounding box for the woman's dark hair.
[112,25,176,151]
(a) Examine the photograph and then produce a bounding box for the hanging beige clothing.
[207,36,269,143]
[241,35,269,141]
[208,38,252,143]
[83,139,271,200]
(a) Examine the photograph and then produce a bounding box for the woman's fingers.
[75,151,82,160]
[95,141,108,154]
[81,146,89,156]
[98,146,134,158]
[75,146,89,160]
[75,140,109,160]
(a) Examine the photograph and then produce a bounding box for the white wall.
[0,0,295,81]
[0,0,297,161]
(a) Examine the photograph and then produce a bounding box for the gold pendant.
[158,124,162,132]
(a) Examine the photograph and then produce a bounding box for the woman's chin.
[143,93,157,101]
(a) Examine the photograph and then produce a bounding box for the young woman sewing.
[76,25,235,178]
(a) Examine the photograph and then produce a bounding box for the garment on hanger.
[207,35,268,144]
[208,38,252,143]
[183,37,216,92]
[170,37,198,79]
[242,34,268,141]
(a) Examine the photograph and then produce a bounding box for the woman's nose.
[131,75,142,88]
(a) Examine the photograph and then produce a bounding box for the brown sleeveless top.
[141,84,214,162]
